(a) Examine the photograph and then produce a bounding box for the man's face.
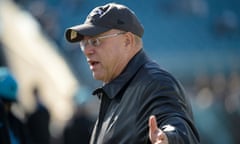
[80,29,127,83]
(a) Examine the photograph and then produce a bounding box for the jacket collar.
[93,49,150,99]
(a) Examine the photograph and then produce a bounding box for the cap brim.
[65,24,110,43]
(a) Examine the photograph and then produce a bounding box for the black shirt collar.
[93,49,150,99]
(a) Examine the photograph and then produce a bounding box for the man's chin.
[93,73,101,81]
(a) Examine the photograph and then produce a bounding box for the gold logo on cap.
[70,31,78,40]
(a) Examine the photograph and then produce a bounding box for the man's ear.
[124,32,135,47]
[125,38,130,47]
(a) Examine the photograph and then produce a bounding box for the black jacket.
[90,50,200,144]
[0,100,10,144]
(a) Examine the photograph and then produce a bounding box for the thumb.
[149,115,158,133]
[149,115,166,143]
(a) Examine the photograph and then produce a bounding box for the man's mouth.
[88,60,100,68]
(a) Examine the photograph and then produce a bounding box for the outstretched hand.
[149,115,169,144]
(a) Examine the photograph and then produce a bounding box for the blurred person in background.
[26,86,50,144]
[65,3,199,144]
[63,86,94,144]
[0,98,11,144]
[0,67,31,144]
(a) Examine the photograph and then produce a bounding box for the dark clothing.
[7,112,31,144]
[63,113,94,144]
[90,50,200,144]
[0,99,31,144]
[0,100,10,144]
[26,104,50,144]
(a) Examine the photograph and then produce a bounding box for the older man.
[65,3,200,144]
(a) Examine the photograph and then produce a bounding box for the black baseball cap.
[65,3,144,43]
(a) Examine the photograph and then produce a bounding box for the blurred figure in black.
[0,67,31,144]
[26,86,50,144]
[63,87,94,144]
[0,99,11,144]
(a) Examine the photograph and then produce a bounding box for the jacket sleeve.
[137,75,200,144]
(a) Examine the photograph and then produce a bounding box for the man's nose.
[82,44,95,56]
